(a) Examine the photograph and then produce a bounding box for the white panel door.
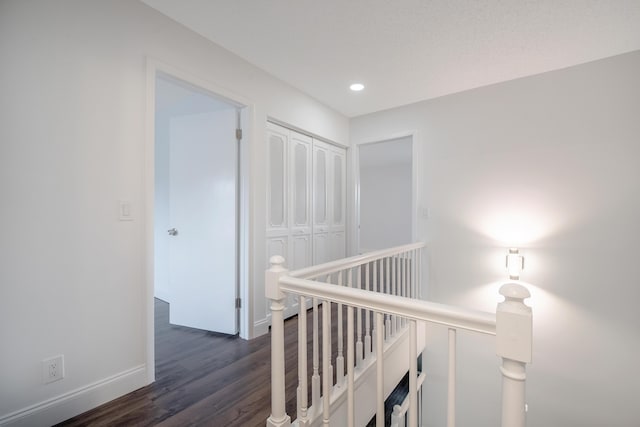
[313,232,330,265]
[329,147,347,261]
[266,127,288,234]
[291,132,312,235]
[313,140,331,264]
[313,141,330,231]
[290,131,312,269]
[168,109,238,334]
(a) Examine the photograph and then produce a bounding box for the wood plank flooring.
[57,299,410,426]
[57,299,287,426]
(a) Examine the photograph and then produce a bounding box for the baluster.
[413,249,420,299]
[265,256,291,427]
[390,405,402,427]
[336,271,344,386]
[447,328,456,427]
[322,301,331,426]
[312,297,320,412]
[385,257,391,339]
[389,256,396,337]
[375,312,384,427]
[418,247,423,299]
[365,262,372,359]
[356,265,363,366]
[347,305,355,427]
[410,249,415,298]
[297,296,309,425]
[392,256,398,335]
[403,254,408,327]
[365,260,379,354]
[326,275,333,387]
[409,320,418,427]
[399,254,404,328]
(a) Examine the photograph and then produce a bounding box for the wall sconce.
[506,248,524,280]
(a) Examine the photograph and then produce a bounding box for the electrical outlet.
[42,355,64,384]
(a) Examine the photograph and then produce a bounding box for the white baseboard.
[0,364,148,427]
[253,317,270,338]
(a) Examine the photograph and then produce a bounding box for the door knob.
[168,228,178,236]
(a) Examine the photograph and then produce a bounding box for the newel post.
[266,256,291,427]
[496,283,532,427]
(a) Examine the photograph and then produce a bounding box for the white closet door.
[290,131,312,269]
[266,126,288,235]
[329,146,347,260]
[266,122,347,279]
[312,140,331,264]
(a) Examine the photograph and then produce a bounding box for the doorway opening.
[147,63,250,382]
[357,136,414,253]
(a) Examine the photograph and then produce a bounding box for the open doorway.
[145,60,252,383]
[154,72,241,335]
[357,136,414,253]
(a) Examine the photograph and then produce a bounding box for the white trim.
[145,57,256,385]
[254,316,271,337]
[0,365,146,427]
[280,276,496,334]
[267,117,347,149]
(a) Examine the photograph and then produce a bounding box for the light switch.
[119,200,133,221]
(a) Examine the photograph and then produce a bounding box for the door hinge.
[235,297,242,309]
[235,128,242,140]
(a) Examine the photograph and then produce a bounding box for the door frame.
[144,58,254,384]
[352,132,419,255]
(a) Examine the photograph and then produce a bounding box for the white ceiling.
[142,0,640,118]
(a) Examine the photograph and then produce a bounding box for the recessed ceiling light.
[350,83,365,92]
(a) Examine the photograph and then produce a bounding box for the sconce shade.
[506,248,524,279]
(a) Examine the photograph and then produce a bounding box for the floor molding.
[253,317,270,337]
[0,364,147,427]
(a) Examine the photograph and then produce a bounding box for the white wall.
[350,50,640,426]
[359,137,412,252]
[0,0,347,424]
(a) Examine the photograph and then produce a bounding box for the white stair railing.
[266,243,532,427]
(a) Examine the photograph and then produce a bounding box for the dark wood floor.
[57,299,290,427]
[57,299,409,427]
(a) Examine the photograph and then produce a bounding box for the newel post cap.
[499,283,531,301]
[266,255,288,301]
[269,255,286,270]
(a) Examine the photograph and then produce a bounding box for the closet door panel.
[313,232,329,265]
[313,142,330,230]
[266,128,288,234]
[332,149,346,229]
[290,132,312,235]
[291,234,312,270]
[330,231,346,261]
[328,146,347,261]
